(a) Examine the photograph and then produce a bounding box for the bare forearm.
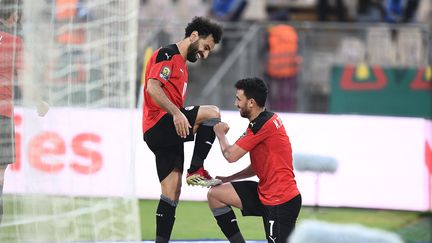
[217,133,232,160]
[225,165,255,181]
[214,122,248,162]
[216,132,246,163]
[147,80,181,116]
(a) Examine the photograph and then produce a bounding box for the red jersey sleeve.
[146,53,174,87]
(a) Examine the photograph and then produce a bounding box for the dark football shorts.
[0,115,15,166]
[144,106,199,182]
[232,180,302,243]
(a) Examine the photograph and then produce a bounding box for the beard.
[186,41,200,63]
[239,107,251,119]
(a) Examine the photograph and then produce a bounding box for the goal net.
[0,0,140,242]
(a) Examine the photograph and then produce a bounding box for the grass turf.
[140,200,432,242]
[1,195,430,242]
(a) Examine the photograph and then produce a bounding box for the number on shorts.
[269,220,275,236]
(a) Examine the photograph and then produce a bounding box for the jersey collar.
[248,110,274,134]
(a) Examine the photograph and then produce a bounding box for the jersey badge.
[160,66,171,81]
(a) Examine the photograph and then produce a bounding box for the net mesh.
[22,0,138,108]
[0,0,140,241]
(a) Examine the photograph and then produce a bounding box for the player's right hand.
[214,122,229,135]
[173,112,191,138]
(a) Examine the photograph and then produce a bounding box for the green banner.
[330,65,432,118]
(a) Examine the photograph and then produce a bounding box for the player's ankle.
[188,165,202,174]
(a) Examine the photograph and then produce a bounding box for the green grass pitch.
[0,195,430,242]
[140,200,431,242]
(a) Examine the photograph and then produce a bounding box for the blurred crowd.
[139,0,431,24]
[138,0,431,113]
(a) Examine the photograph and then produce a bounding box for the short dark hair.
[184,16,222,44]
[0,0,21,21]
[234,77,268,107]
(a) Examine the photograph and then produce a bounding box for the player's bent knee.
[161,188,181,201]
[207,186,222,201]
[208,105,220,114]
[207,188,215,204]
[201,105,220,119]
[160,181,182,201]
[207,186,228,208]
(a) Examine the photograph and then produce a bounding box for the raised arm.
[213,122,247,163]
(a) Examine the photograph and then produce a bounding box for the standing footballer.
[208,77,302,243]
[142,16,223,242]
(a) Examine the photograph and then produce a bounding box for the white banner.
[4,108,432,211]
[5,107,136,197]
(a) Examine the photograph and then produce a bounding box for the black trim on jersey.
[248,110,274,134]
[155,44,180,63]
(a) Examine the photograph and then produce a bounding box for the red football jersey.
[235,111,300,206]
[142,44,188,133]
[0,31,23,117]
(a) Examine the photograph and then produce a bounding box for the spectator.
[265,24,301,112]
[316,0,348,22]
[383,0,420,23]
[416,0,431,23]
[356,0,420,23]
[357,0,386,22]
[209,0,248,22]
[242,0,267,22]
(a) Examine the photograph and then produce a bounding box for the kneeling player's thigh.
[273,194,302,224]
[231,181,264,216]
[264,196,301,242]
[208,183,242,209]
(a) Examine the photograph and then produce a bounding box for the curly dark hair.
[235,77,268,107]
[184,16,223,44]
